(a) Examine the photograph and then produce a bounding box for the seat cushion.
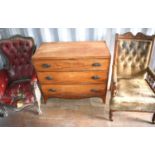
[0,81,35,106]
[111,78,155,112]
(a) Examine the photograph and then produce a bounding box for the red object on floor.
[0,35,37,107]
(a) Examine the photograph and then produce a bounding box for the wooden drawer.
[41,84,106,99]
[37,71,108,84]
[33,59,110,71]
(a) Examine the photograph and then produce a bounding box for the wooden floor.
[0,92,154,127]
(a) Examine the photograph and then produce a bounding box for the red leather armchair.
[0,35,41,114]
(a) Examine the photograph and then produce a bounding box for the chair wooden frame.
[110,32,155,123]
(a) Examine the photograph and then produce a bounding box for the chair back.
[0,35,36,82]
[114,32,154,78]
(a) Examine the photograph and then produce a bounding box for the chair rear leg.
[109,110,113,121]
[152,113,155,124]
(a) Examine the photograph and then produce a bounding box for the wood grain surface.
[32,41,110,59]
[41,84,106,99]
[33,41,111,102]
[33,58,110,71]
[37,71,108,84]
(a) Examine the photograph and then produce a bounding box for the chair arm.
[146,67,155,93]
[111,65,118,97]
[0,69,9,98]
[31,72,38,84]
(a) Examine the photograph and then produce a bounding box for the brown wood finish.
[32,41,111,103]
[41,84,106,99]
[33,58,110,71]
[117,32,155,40]
[37,71,108,84]
[32,41,110,60]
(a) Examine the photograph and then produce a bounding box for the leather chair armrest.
[0,69,9,98]
[146,67,155,93]
[111,65,118,97]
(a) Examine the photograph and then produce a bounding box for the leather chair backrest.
[0,35,36,82]
[114,32,154,78]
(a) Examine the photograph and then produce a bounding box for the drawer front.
[37,71,108,84]
[33,59,110,71]
[41,84,106,99]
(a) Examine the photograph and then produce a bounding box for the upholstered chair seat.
[111,77,155,112]
[1,81,34,106]
[110,32,155,123]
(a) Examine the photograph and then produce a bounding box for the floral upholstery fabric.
[0,81,35,106]
[111,77,155,112]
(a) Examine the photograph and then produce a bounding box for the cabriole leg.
[37,99,42,115]
[33,82,42,115]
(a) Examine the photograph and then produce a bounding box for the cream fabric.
[111,77,155,111]
[117,39,152,78]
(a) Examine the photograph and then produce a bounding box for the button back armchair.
[0,35,42,114]
[110,32,155,123]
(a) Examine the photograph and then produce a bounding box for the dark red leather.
[0,36,37,107]
[0,70,8,97]
[0,36,35,82]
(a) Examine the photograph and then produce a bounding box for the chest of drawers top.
[32,41,110,60]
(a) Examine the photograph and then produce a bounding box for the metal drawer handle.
[92,63,101,67]
[42,64,51,68]
[45,76,53,80]
[90,89,100,93]
[48,88,56,92]
[92,75,100,80]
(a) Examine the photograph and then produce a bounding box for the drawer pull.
[92,63,101,67]
[90,89,100,93]
[48,88,56,92]
[45,76,53,80]
[42,64,51,68]
[92,75,100,80]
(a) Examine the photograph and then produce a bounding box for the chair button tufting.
[128,57,132,61]
[121,56,124,61]
[123,63,127,68]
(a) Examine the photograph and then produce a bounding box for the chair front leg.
[36,98,42,115]
[152,113,155,124]
[33,81,42,115]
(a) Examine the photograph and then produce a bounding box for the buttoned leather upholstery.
[0,36,35,81]
[117,40,152,77]
[0,36,37,107]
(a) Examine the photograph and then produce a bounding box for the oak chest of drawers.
[32,41,111,103]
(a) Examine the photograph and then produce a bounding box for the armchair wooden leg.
[37,100,42,115]
[109,110,113,121]
[152,113,155,124]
